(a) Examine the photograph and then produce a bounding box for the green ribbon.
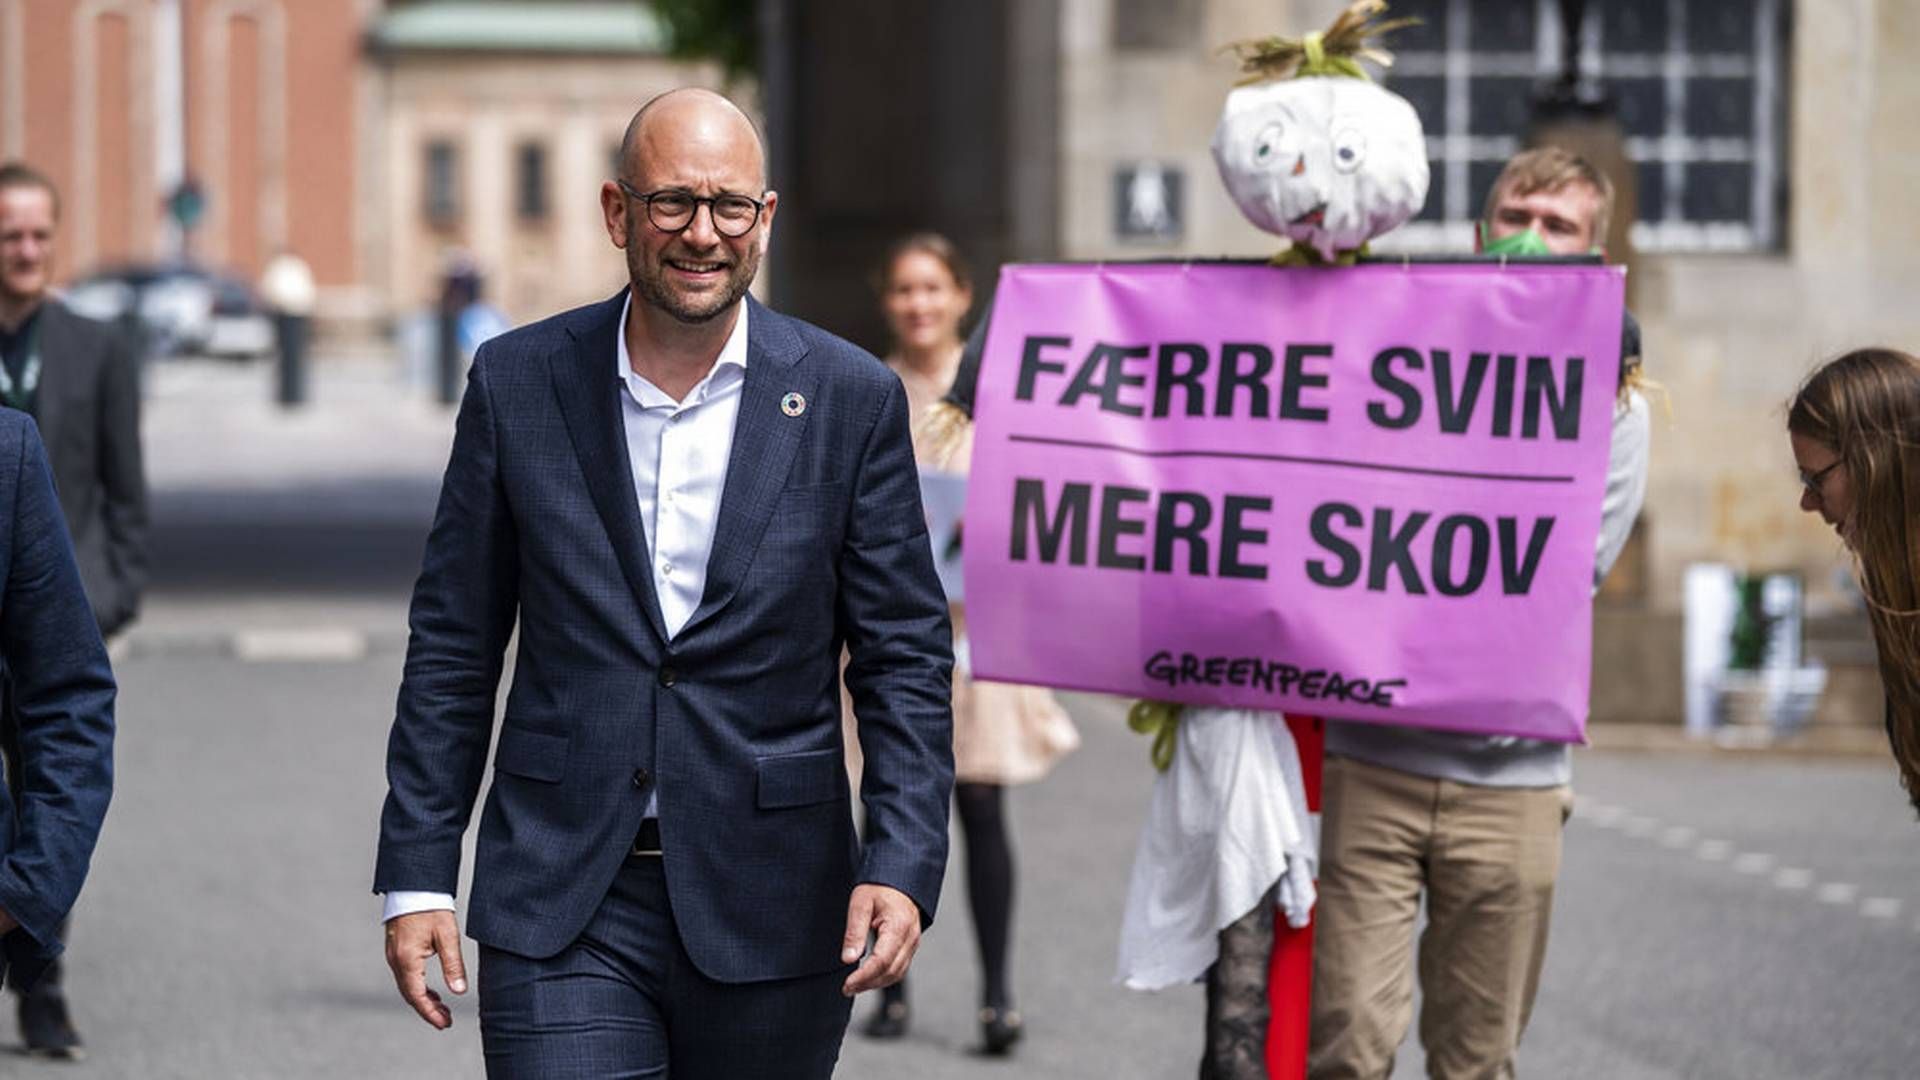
[1127,699,1183,772]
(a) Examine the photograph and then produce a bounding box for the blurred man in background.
[0,161,147,1059]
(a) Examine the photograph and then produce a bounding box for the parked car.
[62,263,275,360]
[204,275,275,358]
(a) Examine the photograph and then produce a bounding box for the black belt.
[630,818,662,858]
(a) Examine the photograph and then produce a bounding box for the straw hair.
[1225,0,1419,84]
[1788,348,1920,815]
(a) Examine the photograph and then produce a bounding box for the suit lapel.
[551,291,671,644]
[678,298,814,637]
[26,303,72,452]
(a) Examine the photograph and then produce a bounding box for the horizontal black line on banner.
[1005,434,1577,484]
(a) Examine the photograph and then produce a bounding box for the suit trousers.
[478,854,855,1079]
[0,677,66,999]
[1307,755,1570,1080]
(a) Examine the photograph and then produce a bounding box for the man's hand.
[840,883,922,997]
[385,910,468,1029]
[0,909,17,936]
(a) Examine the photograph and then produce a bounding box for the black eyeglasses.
[616,180,765,238]
[1800,458,1844,500]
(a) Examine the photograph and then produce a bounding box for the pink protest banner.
[962,262,1625,742]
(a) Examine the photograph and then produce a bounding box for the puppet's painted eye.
[1252,123,1285,166]
[1331,126,1368,174]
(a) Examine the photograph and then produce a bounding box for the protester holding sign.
[1307,148,1652,1080]
[1787,348,1920,816]
[857,235,1078,1056]
[1114,10,1435,1074]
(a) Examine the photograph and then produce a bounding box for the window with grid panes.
[1372,0,1788,254]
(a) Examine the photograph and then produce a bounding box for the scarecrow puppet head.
[1212,0,1429,263]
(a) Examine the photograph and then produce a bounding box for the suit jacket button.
[632,768,651,789]
[658,666,677,688]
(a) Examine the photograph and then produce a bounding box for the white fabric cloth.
[1116,707,1318,991]
[382,292,748,924]
[383,889,454,921]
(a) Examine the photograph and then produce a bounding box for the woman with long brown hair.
[1788,347,1920,812]
[853,233,1080,1055]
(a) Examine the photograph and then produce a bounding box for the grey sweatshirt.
[1324,390,1652,788]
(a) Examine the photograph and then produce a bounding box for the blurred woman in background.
[856,233,1079,1055]
[1788,347,1920,814]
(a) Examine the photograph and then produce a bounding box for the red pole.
[1266,715,1324,1079]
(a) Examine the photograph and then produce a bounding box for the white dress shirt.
[383,293,749,923]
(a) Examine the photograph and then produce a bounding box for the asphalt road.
[24,359,1914,1078]
[35,642,1918,1080]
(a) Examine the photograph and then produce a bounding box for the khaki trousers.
[1307,755,1570,1080]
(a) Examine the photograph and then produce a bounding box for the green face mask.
[1478,221,1553,257]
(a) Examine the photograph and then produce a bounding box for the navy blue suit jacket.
[0,410,115,990]
[375,294,955,983]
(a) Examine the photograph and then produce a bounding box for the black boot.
[861,984,909,1039]
[978,1003,1024,1056]
[19,990,84,1061]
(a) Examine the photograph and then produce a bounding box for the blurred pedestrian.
[1787,348,1920,814]
[0,161,146,1059]
[374,89,954,1078]
[0,410,116,1018]
[856,234,1079,1055]
[432,252,477,405]
[1308,147,1651,1080]
[259,247,316,407]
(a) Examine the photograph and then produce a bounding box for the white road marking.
[1660,826,1697,849]
[1584,805,1628,828]
[1861,897,1902,920]
[233,628,368,663]
[1773,867,1815,890]
[1585,800,1914,927]
[1696,839,1733,861]
[1816,882,1860,905]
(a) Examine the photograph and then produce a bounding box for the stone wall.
[1050,0,1917,728]
[370,51,723,327]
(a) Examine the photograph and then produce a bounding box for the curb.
[1586,722,1889,760]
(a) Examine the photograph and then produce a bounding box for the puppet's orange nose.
[1292,156,1306,177]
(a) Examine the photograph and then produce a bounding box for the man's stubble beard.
[626,215,760,324]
